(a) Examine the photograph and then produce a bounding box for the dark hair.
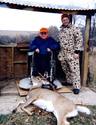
[61,13,72,22]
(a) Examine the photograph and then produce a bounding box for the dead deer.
[15,88,91,125]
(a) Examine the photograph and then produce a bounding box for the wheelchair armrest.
[28,51,34,56]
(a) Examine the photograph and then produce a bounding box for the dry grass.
[0,106,96,125]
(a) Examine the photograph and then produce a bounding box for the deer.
[14,88,91,125]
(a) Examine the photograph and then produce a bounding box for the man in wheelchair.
[29,27,60,87]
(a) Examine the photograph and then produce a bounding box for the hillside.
[0,30,37,37]
[0,30,38,44]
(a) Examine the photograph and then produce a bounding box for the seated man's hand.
[47,48,51,52]
[35,48,40,53]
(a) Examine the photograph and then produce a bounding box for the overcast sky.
[0,7,61,31]
[0,0,96,31]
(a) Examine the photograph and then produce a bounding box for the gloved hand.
[35,48,40,53]
[73,53,79,59]
[47,48,51,52]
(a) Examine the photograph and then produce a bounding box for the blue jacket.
[29,36,60,55]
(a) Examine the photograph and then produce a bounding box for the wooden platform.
[16,80,72,97]
[56,87,72,93]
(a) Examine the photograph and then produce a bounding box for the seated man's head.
[39,28,48,39]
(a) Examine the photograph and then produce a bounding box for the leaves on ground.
[0,106,96,125]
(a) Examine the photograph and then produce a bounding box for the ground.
[0,79,96,125]
[0,106,96,125]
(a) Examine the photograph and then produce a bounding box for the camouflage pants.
[58,52,81,89]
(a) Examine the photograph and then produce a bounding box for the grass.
[0,106,96,125]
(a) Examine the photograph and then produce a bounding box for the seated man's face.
[39,32,48,39]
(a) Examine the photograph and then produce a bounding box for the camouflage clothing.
[58,24,83,88]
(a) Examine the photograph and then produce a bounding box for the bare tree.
[48,26,59,41]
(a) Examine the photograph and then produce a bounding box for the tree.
[48,26,59,41]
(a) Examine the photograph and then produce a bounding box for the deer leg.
[53,110,64,125]
[63,117,70,125]
[22,107,33,115]
[21,97,37,115]
[57,117,70,125]
[53,108,70,125]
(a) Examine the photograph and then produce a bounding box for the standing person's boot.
[72,83,80,94]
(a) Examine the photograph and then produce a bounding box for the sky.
[0,0,96,31]
[0,7,61,31]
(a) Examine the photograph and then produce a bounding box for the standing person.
[58,14,83,94]
[29,27,60,78]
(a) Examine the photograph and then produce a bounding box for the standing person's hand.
[74,53,79,59]
[47,48,51,52]
[35,48,40,53]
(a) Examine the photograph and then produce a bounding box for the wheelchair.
[28,51,57,90]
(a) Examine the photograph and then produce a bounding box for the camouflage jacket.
[58,24,83,56]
